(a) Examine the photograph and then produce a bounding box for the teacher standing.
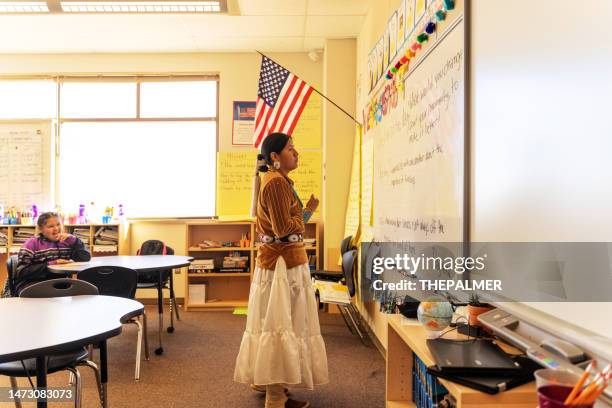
[234,133,328,408]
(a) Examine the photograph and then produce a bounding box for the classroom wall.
[322,38,357,271]
[354,0,403,349]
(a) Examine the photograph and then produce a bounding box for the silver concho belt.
[260,234,303,243]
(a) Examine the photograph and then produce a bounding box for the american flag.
[253,55,313,148]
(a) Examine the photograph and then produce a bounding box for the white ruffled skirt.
[234,256,329,389]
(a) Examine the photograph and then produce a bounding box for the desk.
[386,315,537,408]
[48,255,193,354]
[0,295,143,408]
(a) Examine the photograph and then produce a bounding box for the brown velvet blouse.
[256,170,312,270]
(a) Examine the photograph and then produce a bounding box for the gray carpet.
[23,306,385,408]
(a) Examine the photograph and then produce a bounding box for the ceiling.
[0,0,369,53]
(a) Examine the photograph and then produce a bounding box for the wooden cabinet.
[386,315,537,408]
[185,221,320,311]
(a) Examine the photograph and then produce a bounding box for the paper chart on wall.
[291,151,322,215]
[216,150,322,218]
[292,93,322,150]
[397,0,407,46]
[344,127,361,243]
[361,138,374,228]
[0,129,44,209]
[216,151,257,217]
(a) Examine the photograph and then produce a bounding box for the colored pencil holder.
[538,385,594,408]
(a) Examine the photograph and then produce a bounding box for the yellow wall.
[322,39,357,271]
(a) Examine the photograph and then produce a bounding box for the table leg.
[36,356,47,408]
[155,271,164,355]
[168,269,176,332]
[100,340,108,408]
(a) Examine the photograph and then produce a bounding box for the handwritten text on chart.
[379,217,446,237]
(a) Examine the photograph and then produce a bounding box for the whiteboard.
[0,122,52,210]
[371,16,465,243]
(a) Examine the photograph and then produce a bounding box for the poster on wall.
[376,38,384,80]
[232,101,257,146]
[415,0,426,24]
[383,26,390,69]
[397,0,406,47]
[389,11,398,59]
[368,50,375,91]
[405,0,416,39]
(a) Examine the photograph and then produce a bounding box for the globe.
[417,297,454,337]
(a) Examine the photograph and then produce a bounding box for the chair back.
[340,236,354,256]
[5,255,18,297]
[136,240,174,284]
[20,278,99,298]
[342,249,358,297]
[78,266,138,299]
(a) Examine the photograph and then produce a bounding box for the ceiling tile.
[180,15,304,37]
[307,0,370,16]
[238,0,306,16]
[305,15,363,38]
[193,36,304,52]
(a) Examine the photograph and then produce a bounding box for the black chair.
[2,255,18,297]
[78,266,149,381]
[2,278,103,408]
[136,240,180,342]
[311,235,354,282]
[338,249,368,345]
[340,235,354,256]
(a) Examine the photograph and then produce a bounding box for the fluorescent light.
[0,1,49,12]
[60,1,221,13]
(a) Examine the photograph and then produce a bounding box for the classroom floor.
[3,306,385,408]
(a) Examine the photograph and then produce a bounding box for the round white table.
[0,295,143,408]
[48,255,193,354]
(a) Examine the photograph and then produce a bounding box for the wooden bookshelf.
[185,220,320,311]
[386,315,537,408]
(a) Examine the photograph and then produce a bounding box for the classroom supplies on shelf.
[413,353,448,408]
[188,259,215,272]
[426,338,522,375]
[428,355,540,395]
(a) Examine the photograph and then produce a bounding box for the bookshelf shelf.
[184,221,320,311]
[188,247,249,252]
[188,273,250,277]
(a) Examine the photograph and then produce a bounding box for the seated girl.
[14,212,91,295]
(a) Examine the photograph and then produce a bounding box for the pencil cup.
[535,369,582,389]
[538,385,594,408]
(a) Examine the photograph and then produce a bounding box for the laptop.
[427,355,539,394]
[426,338,523,375]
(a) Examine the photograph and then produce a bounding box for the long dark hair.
[258,132,291,172]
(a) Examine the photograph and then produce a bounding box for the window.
[57,77,218,217]
[59,122,215,217]
[0,80,56,119]
[61,82,137,118]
